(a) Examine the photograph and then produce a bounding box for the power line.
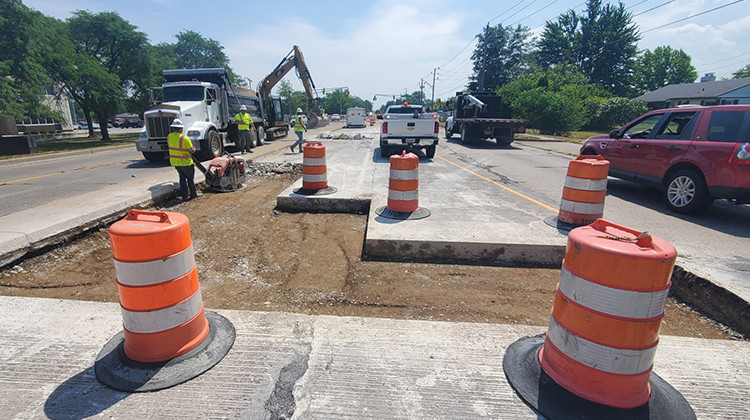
[625,0,650,10]
[499,0,541,25]
[509,0,560,26]
[488,0,526,24]
[642,0,745,33]
[439,36,479,69]
[632,0,676,17]
[693,50,750,66]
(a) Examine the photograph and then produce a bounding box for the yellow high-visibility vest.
[234,112,253,131]
[168,132,194,166]
[294,115,304,132]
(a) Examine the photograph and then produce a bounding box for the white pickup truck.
[379,104,439,158]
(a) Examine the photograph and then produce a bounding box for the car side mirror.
[609,129,620,138]
[377,115,383,120]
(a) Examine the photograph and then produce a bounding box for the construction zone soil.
[0,163,743,341]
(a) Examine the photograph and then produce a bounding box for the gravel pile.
[245,161,301,177]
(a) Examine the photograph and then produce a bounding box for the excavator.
[257,45,328,129]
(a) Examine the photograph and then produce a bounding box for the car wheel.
[663,170,713,214]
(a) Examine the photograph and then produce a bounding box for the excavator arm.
[257,46,326,128]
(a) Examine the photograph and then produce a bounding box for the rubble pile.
[245,161,301,177]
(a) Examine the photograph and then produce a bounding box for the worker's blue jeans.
[291,131,304,152]
[175,165,196,200]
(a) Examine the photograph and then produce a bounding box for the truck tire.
[663,169,713,214]
[380,141,390,158]
[199,130,222,161]
[425,144,436,158]
[460,125,473,145]
[256,126,265,146]
[445,127,453,139]
[142,152,165,162]
[248,129,257,148]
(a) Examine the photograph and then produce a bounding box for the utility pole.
[419,79,425,105]
[431,68,437,106]
[478,23,489,91]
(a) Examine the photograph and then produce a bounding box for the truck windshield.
[163,86,205,102]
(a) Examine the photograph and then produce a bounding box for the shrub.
[513,88,584,135]
[590,97,648,130]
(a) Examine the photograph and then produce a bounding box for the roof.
[636,77,750,102]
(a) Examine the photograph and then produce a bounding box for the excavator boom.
[257,46,326,128]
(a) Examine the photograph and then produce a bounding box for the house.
[636,77,750,109]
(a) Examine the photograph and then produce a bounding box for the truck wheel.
[460,125,472,145]
[380,143,390,158]
[663,170,713,214]
[199,130,223,161]
[256,126,265,146]
[425,144,436,158]
[248,129,258,148]
[445,127,453,139]
[142,152,165,162]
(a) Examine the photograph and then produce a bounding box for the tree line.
[448,0,749,134]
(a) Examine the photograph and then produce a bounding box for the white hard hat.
[296,108,303,113]
[170,118,184,128]
[240,105,247,111]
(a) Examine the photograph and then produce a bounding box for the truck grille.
[146,115,174,139]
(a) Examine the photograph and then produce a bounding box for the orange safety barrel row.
[539,219,677,409]
[557,155,609,226]
[387,151,419,212]
[109,210,210,363]
[302,142,328,190]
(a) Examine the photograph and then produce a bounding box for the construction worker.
[167,118,197,201]
[290,108,307,153]
[233,104,255,154]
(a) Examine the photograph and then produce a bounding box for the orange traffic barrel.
[388,150,419,212]
[95,210,235,392]
[293,142,337,196]
[375,150,431,220]
[557,155,609,227]
[503,219,695,419]
[302,142,328,190]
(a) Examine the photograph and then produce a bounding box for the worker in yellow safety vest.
[167,118,197,201]
[290,107,307,153]
[233,104,255,154]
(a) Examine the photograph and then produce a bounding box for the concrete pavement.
[1,295,748,419]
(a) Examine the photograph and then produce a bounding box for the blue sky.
[23,0,750,106]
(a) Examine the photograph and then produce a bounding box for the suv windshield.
[163,86,205,102]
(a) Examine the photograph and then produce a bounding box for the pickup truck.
[379,104,439,158]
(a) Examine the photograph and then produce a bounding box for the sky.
[22,0,750,107]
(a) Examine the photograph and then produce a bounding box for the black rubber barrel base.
[95,311,236,392]
[502,334,696,420]
[374,206,431,220]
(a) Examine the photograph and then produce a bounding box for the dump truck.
[135,68,287,162]
[445,91,526,146]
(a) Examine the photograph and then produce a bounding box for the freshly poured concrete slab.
[275,133,567,266]
[0,296,747,419]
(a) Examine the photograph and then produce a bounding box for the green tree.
[469,24,532,90]
[732,64,750,79]
[537,0,640,96]
[126,42,177,115]
[589,97,648,130]
[322,89,350,115]
[276,80,306,117]
[633,46,697,94]
[0,1,57,120]
[174,30,247,88]
[61,10,150,139]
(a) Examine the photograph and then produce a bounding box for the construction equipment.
[446,91,526,146]
[192,152,246,192]
[257,46,328,129]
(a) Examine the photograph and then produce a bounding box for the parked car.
[580,105,750,214]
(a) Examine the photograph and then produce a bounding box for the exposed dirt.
[0,163,742,340]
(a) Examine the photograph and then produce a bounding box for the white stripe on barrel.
[114,246,195,287]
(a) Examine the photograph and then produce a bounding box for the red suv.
[580,105,750,214]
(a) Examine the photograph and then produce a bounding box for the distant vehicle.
[580,104,750,214]
[331,114,341,122]
[446,91,526,146]
[379,104,439,158]
[346,107,366,128]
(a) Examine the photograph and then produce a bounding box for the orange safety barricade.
[302,142,328,190]
[558,155,609,226]
[109,210,209,363]
[539,219,676,409]
[388,151,419,212]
